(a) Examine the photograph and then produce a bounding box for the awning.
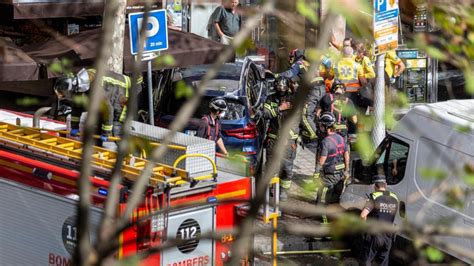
[8,0,161,19]
[0,37,40,81]
[24,27,231,75]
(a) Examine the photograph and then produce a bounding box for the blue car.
[155,58,269,176]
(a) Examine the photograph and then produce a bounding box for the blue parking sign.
[374,0,387,12]
[128,9,168,55]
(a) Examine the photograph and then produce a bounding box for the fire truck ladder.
[0,122,217,187]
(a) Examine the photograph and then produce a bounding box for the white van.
[340,100,474,263]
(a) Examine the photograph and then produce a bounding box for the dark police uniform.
[361,190,399,266]
[262,92,299,191]
[315,132,347,224]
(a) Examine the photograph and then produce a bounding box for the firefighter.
[53,68,136,147]
[196,97,229,155]
[359,174,399,266]
[313,112,350,224]
[330,46,367,110]
[317,80,357,145]
[270,48,309,81]
[261,77,299,201]
[301,76,325,145]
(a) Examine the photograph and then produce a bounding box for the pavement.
[253,143,354,265]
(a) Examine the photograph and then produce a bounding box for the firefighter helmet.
[276,77,290,93]
[75,68,91,93]
[289,49,305,64]
[209,97,227,112]
[319,112,336,128]
[331,80,346,94]
[53,76,75,100]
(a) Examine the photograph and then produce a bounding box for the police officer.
[196,97,229,155]
[261,77,299,201]
[313,112,350,224]
[271,49,309,81]
[53,68,137,147]
[317,80,357,144]
[301,76,325,145]
[359,174,399,266]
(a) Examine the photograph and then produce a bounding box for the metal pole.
[147,59,154,125]
[372,53,386,148]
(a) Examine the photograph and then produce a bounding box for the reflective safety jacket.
[71,69,137,136]
[353,55,375,79]
[385,50,402,78]
[330,57,364,92]
[262,93,300,141]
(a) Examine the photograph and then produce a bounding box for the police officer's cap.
[372,174,387,184]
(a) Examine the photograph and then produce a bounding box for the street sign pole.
[372,0,399,148]
[142,52,159,125]
[372,54,386,148]
[129,9,168,126]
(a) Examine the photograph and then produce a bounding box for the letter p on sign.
[128,9,169,55]
[374,0,386,12]
[137,17,160,37]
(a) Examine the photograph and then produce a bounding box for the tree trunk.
[104,0,127,73]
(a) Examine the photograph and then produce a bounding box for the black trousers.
[359,233,393,266]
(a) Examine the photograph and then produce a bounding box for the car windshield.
[177,63,242,93]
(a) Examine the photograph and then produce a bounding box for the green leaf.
[425,47,447,61]
[354,131,374,162]
[15,97,40,106]
[236,37,254,57]
[464,69,474,95]
[424,246,444,263]
[419,168,447,181]
[175,80,194,99]
[296,0,318,24]
[48,61,63,74]
[155,54,176,67]
[461,174,474,186]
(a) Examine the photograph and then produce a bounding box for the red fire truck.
[0,109,253,266]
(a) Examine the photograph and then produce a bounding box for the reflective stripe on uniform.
[102,77,127,88]
[267,133,278,139]
[71,116,80,122]
[280,179,292,189]
[335,163,345,171]
[101,124,113,131]
[334,124,347,130]
[264,103,278,117]
[289,129,299,140]
[302,104,317,139]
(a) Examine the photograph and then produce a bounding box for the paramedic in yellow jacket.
[330,46,367,109]
[54,68,141,145]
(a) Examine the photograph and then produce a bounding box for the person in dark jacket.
[260,77,300,201]
[196,97,229,155]
[359,175,399,266]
